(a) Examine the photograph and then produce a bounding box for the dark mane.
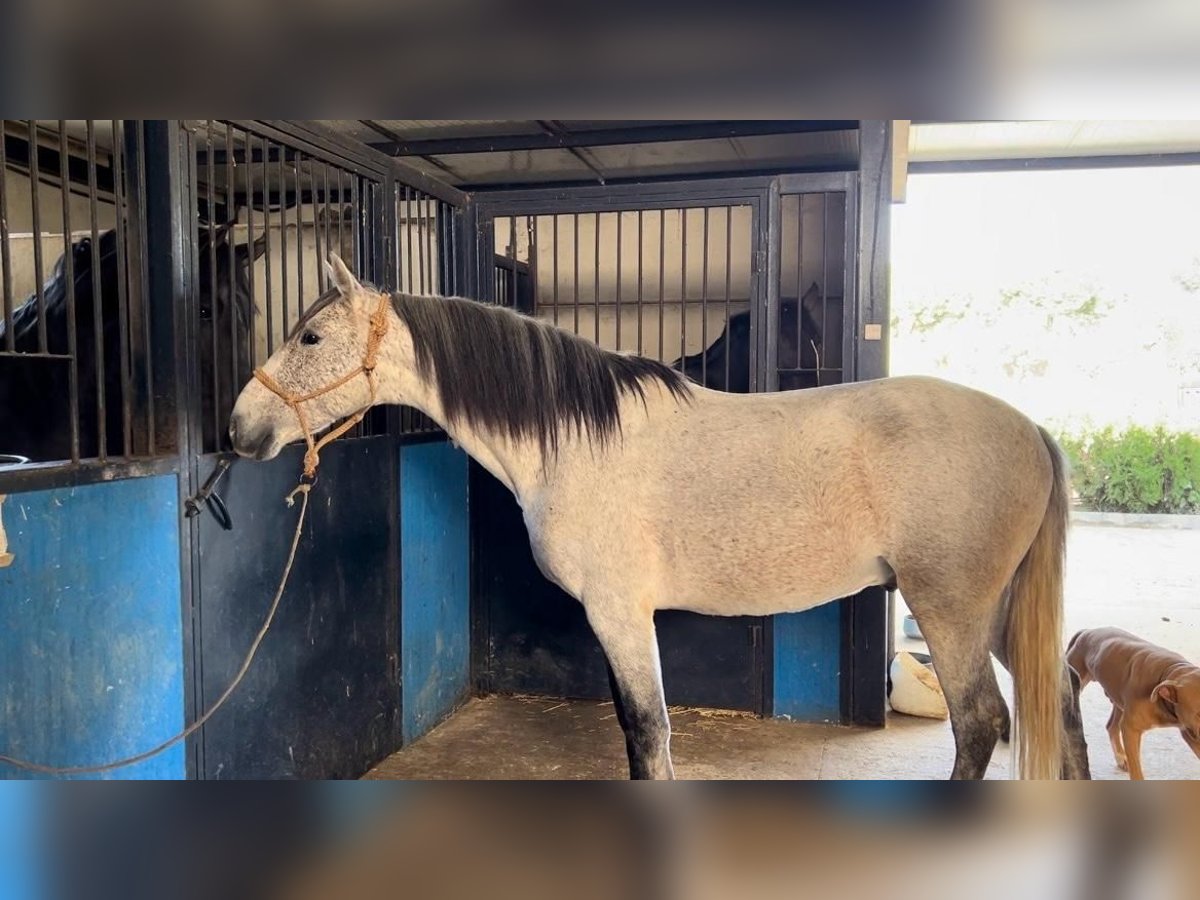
[391,292,691,455]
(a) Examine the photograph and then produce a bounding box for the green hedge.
[1058,427,1200,514]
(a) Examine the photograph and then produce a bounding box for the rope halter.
[253,290,392,482]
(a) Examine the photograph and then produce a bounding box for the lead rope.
[0,294,392,776]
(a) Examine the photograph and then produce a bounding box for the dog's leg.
[1106,706,1127,771]
[1119,721,1145,780]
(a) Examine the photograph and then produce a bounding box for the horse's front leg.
[587,603,674,780]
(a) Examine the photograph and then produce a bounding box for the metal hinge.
[751,250,766,274]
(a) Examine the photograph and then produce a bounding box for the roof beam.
[367,120,858,157]
[908,151,1200,174]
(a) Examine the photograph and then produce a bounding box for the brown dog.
[1067,627,1200,779]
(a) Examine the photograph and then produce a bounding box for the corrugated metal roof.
[313,120,1200,189]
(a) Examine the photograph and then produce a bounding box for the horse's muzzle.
[229,414,277,461]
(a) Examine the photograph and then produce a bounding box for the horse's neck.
[390,374,546,501]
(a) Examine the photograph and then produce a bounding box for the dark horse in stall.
[0,224,265,461]
[673,282,839,392]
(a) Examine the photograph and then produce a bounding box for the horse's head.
[229,255,399,461]
[198,224,265,332]
[198,223,267,446]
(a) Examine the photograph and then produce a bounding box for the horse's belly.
[658,545,889,617]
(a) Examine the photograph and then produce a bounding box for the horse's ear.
[326,253,360,298]
[235,233,269,267]
[799,281,823,322]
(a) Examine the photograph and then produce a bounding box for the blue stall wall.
[0,476,185,779]
[773,603,841,723]
[400,442,470,744]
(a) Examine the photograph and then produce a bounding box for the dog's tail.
[1006,426,1069,780]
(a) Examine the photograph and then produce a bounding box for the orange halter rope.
[253,290,392,482]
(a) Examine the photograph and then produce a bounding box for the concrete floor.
[367,521,1200,780]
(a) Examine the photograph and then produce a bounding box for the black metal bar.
[295,152,305,314]
[0,121,12,352]
[593,212,600,344]
[225,126,238,432]
[524,216,537,313]
[308,157,322,297]
[450,201,460,295]
[405,184,416,292]
[427,193,438,294]
[309,158,324,293]
[86,121,107,460]
[306,157,322,293]
[112,121,132,456]
[27,121,48,352]
[551,214,559,326]
[680,209,687,368]
[205,122,219,450]
[335,166,345,272]
[658,210,665,362]
[59,122,81,462]
[700,206,709,383]
[572,214,579,334]
[636,210,644,355]
[761,186,778,393]
[393,183,403,292]
[349,170,360,280]
[820,192,829,386]
[422,192,433,295]
[511,216,520,312]
[135,122,154,456]
[418,191,429,295]
[724,205,732,389]
[262,135,274,356]
[277,142,290,335]
[244,128,258,370]
[321,161,332,290]
[371,120,858,157]
[796,194,804,373]
[857,122,890,381]
[614,211,622,351]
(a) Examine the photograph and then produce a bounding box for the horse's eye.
[300,331,321,346]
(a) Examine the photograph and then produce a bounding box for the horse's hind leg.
[903,591,1008,779]
[587,603,674,780]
